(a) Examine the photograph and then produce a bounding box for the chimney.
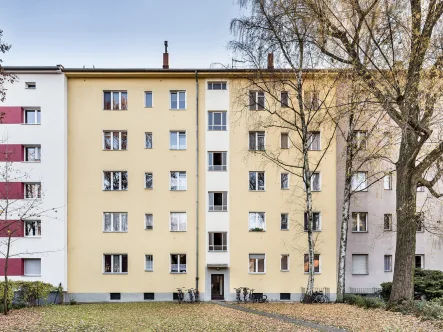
[267,53,274,70]
[163,41,169,69]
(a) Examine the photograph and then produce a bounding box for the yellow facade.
[66,70,337,301]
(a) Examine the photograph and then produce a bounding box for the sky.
[0,0,244,69]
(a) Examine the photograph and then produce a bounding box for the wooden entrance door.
[211,274,224,300]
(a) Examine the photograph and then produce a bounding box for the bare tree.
[230,0,339,297]
[0,28,15,103]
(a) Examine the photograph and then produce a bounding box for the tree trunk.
[3,235,11,315]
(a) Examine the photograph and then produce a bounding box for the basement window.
[25,82,36,89]
[280,293,291,300]
[144,293,154,300]
[110,293,121,300]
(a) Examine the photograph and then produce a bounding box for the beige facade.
[66,70,338,301]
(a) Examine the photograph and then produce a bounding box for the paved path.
[215,302,347,332]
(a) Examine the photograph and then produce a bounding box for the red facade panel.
[0,107,23,124]
[0,145,23,162]
[0,182,24,199]
[0,258,24,276]
[0,220,24,237]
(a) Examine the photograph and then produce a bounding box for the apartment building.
[0,66,68,287]
[65,59,338,301]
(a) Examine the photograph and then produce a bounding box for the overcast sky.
[0,0,243,68]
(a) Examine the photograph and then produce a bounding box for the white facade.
[0,67,68,288]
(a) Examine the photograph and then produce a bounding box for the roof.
[1,65,64,73]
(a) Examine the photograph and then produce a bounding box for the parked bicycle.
[187,288,195,302]
[194,289,200,303]
[234,287,242,303]
[300,290,330,303]
[176,287,185,304]
[248,288,268,303]
[242,287,249,302]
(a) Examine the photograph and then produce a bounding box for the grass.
[0,302,312,331]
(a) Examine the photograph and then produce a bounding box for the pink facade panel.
[0,220,24,237]
[0,258,24,276]
[0,144,23,162]
[0,182,24,199]
[0,107,23,124]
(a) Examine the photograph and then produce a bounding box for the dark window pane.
[121,92,128,110]
[113,92,119,110]
[145,92,152,107]
[121,132,127,150]
[104,92,111,110]
[122,255,128,272]
[121,172,128,190]
[104,255,112,272]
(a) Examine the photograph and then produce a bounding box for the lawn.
[0,302,311,331]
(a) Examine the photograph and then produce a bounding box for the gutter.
[195,70,200,292]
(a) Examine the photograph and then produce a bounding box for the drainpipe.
[195,70,200,292]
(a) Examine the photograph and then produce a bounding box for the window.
[249,91,265,110]
[103,131,127,150]
[103,171,128,191]
[110,293,121,300]
[352,254,368,274]
[170,212,187,231]
[280,293,291,300]
[208,111,227,131]
[103,213,128,232]
[25,82,36,89]
[415,255,424,269]
[249,131,265,151]
[170,254,187,273]
[170,171,187,190]
[304,90,319,110]
[304,212,321,231]
[25,146,41,162]
[351,172,367,192]
[417,185,425,192]
[208,152,227,171]
[249,172,265,191]
[145,173,153,189]
[384,174,392,190]
[145,255,153,272]
[24,220,41,237]
[104,91,128,110]
[352,130,367,150]
[384,255,392,272]
[281,133,289,149]
[170,91,186,109]
[308,132,321,151]
[208,232,227,251]
[280,213,289,230]
[352,212,367,232]
[25,183,41,199]
[145,214,153,230]
[24,110,41,124]
[281,173,289,189]
[249,212,265,231]
[281,254,289,271]
[144,293,155,300]
[24,259,41,276]
[307,172,321,191]
[208,192,228,211]
[104,254,128,273]
[249,254,265,273]
[304,254,320,273]
[384,214,393,231]
[145,133,153,149]
[145,91,153,108]
[281,91,289,107]
[208,82,227,90]
[416,212,424,232]
[170,131,186,150]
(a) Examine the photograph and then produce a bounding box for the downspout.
[195,70,200,292]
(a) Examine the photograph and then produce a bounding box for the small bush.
[343,294,372,308]
[0,280,17,312]
[363,297,385,309]
[14,281,53,306]
[380,282,392,302]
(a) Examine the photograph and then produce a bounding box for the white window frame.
[103,131,128,150]
[145,214,153,230]
[249,91,265,110]
[307,131,321,151]
[170,254,187,273]
[24,146,41,162]
[311,172,321,191]
[103,171,128,191]
[352,254,369,275]
[384,255,392,272]
[103,91,128,110]
[145,173,153,189]
[415,254,425,269]
[24,220,41,237]
[384,214,393,231]
[280,213,289,230]
[417,185,425,192]
[249,254,266,274]
[170,91,186,110]
[170,212,187,232]
[304,212,321,232]
[145,132,153,149]
[170,171,187,190]
[352,212,368,232]
[351,172,367,192]
[208,192,228,211]
[249,131,265,151]
[103,254,128,274]
[208,111,227,131]
[103,212,128,232]
[281,133,289,149]
[24,183,41,199]
[249,212,266,231]
[249,171,265,191]
[352,130,367,150]
[170,131,187,150]
[208,232,228,251]
[384,174,392,190]
[281,173,289,189]
[304,254,321,274]
[145,254,154,272]
[23,258,41,276]
[208,82,227,90]
[208,152,227,171]
[281,254,289,272]
[24,109,41,124]
[145,91,153,108]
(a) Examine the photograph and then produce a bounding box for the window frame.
[170,131,187,150]
[384,174,392,190]
[24,183,41,199]
[248,212,266,231]
[248,131,266,151]
[352,212,368,232]
[384,214,393,231]
[25,82,36,89]
[384,255,392,272]
[352,130,367,150]
[170,171,187,191]
[208,111,227,131]
[208,151,227,171]
[281,173,289,189]
[351,172,368,192]
[24,220,41,237]
[170,91,186,110]
[281,254,289,272]
[415,254,425,269]
[103,171,128,191]
[103,212,128,233]
[103,254,128,274]
[305,172,321,191]
[103,131,128,151]
[170,212,187,232]
[145,132,153,149]
[280,213,289,230]
[23,258,41,276]
[249,91,265,111]
[248,254,266,274]
[208,232,228,251]
[24,109,41,125]
[307,131,321,151]
[145,214,153,230]
[208,82,227,90]
[281,133,289,149]
[249,171,265,191]
[208,191,228,211]
[144,91,153,108]
[170,254,187,273]
[352,254,369,275]
[103,91,128,111]
[145,173,153,189]
[304,212,321,232]
[304,254,321,274]
[281,91,289,108]
[145,254,154,272]
[24,146,41,162]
